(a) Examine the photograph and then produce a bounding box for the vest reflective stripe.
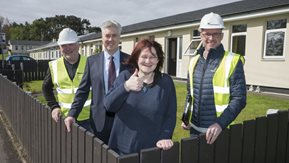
[56,87,92,94]
[49,56,91,121]
[59,99,92,109]
[188,55,200,114]
[51,60,59,86]
[188,51,243,116]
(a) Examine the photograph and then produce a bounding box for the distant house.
[8,40,50,55]
[29,0,289,92]
[28,32,101,60]
[0,33,6,53]
[0,33,6,45]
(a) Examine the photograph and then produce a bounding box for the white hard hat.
[199,12,224,29]
[57,28,79,45]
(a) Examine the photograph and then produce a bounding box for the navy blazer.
[68,51,130,132]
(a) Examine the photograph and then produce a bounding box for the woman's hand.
[156,139,174,150]
[124,69,144,92]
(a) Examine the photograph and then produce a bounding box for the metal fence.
[0,74,288,163]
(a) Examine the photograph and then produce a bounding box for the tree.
[29,18,48,41]
[7,15,100,41]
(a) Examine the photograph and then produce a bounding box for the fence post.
[107,149,119,163]
[85,131,95,163]
[161,141,179,163]
[286,109,289,163]
[242,120,256,163]
[266,113,278,163]
[93,137,104,163]
[181,137,199,163]
[214,128,229,163]
[102,144,109,163]
[199,134,214,163]
[78,126,86,163]
[66,121,73,163]
[276,111,289,163]
[60,117,67,163]
[118,153,139,163]
[72,123,79,163]
[254,116,267,163]
[140,147,161,163]
[228,124,243,163]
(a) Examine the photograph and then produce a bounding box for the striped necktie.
[108,56,116,90]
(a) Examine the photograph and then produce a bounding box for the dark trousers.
[92,115,114,145]
[76,119,93,133]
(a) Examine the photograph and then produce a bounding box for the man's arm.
[42,68,61,122]
[216,60,247,129]
[65,61,91,131]
[207,60,246,144]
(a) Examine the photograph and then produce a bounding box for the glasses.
[201,32,223,38]
[139,55,158,62]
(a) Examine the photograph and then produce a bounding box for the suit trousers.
[92,115,114,144]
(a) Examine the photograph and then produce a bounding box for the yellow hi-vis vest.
[188,51,244,117]
[49,55,91,121]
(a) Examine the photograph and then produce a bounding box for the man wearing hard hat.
[42,28,92,131]
[181,12,246,144]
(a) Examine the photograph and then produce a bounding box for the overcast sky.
[1,0,240,27]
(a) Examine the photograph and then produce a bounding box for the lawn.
[23,80,289,141]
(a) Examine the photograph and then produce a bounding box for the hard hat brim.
[57,40,79,45]
[199,26,225,30]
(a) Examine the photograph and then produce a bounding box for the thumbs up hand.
[124,69,144,92]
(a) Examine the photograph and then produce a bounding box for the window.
[119,41,122,50]
[82,47,85,56]
[90,44,93,55]
[184,30,201,55]
[134,37,139,46]
[264,19,287,59]
[231,24,247,56]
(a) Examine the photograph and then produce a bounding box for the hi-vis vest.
[188,51,244,117]
[49,56,91,121]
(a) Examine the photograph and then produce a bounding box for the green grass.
[22,80,47,104]
[172,81,289,141]
[0,53,9,60]
[23,80,289,141]
[23,80,43,93]
[234,92,289,123]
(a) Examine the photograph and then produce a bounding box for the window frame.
[184,29,202,56]
[263,28,286,59]
[230,31,247,56]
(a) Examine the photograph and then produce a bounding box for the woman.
[104,39,177,155]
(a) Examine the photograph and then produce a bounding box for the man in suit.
[64,20,130,144]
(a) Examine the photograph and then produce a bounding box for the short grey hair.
[101,20,122,35]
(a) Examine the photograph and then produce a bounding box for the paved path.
[0,111,22,163]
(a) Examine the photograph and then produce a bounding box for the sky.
[1,0,240,27]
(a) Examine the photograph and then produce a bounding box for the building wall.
[231,14,289,89]
[28,12,289,89]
